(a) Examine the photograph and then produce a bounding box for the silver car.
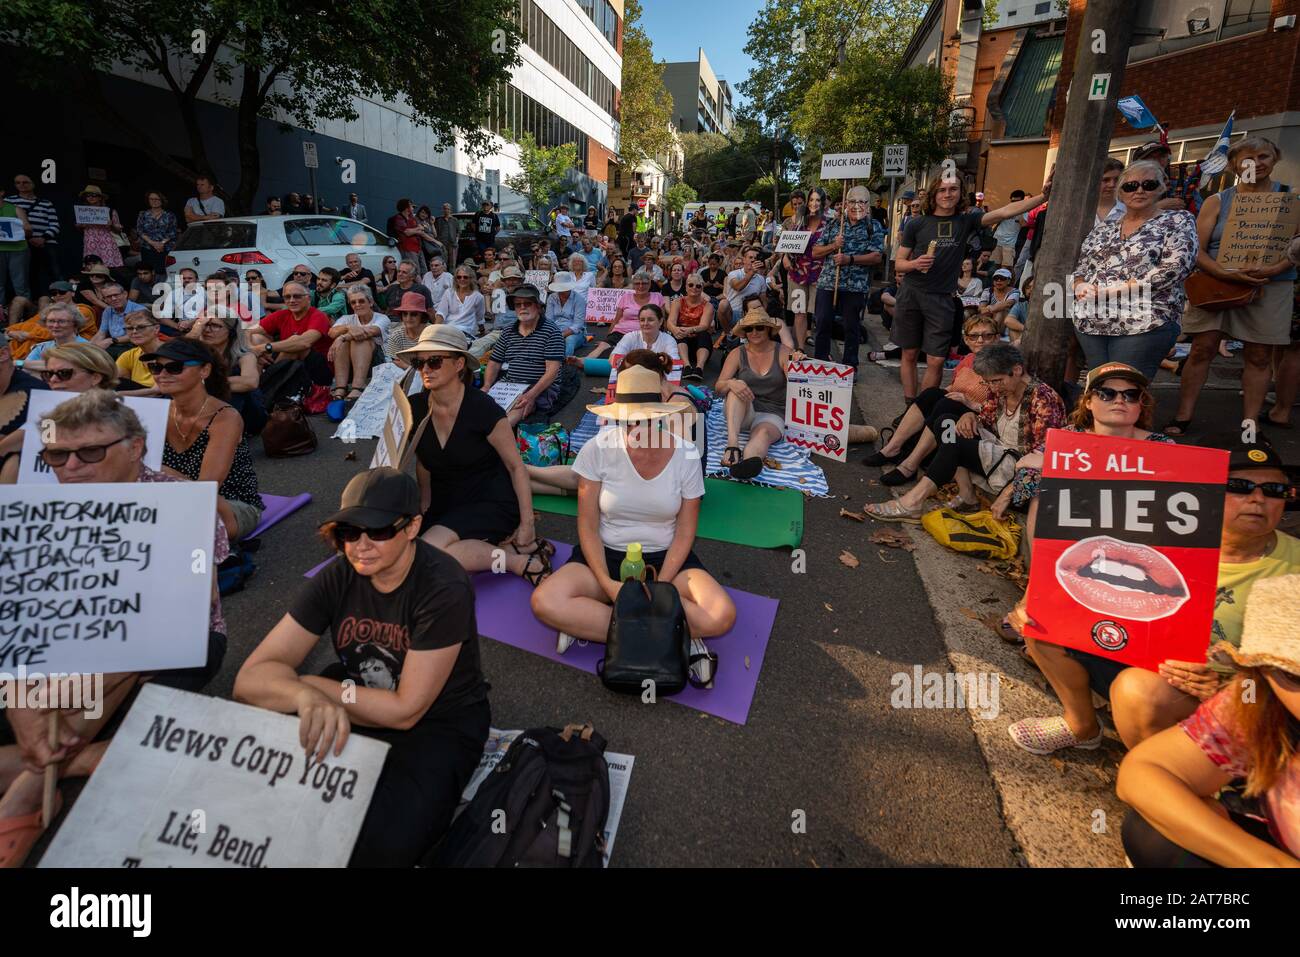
[167,215,397,289]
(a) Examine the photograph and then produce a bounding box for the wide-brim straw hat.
[1213,574,1300,677]
[396,324,478,366]
[588,364,693,422]
[733,309,782,337]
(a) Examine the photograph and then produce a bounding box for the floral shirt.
[135,209,179,253]
[816,216,884,294]
[1008,425,1174,509]
[1072,209,1198,336]
[978,379,1066,459]
[783,216,825,286]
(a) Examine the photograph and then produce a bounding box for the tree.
[616,0,674,174]
[665,181,698,218]
[504,133,579,220]
[3,0,522,213]
[680,131,764,202]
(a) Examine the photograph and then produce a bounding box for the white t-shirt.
[436,287,486,336]
[185,195,225,219]
[609,330,682,387]
[572,428,705,552]
[556,214,573,239]
[422,270,454,303]
[332,312,391,341]
[725,268,767,311]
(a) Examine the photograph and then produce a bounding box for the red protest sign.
[1025,430,1228,671]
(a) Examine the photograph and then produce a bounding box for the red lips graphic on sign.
[1025,430,1228,671]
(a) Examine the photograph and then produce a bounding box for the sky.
[636,0,765,111]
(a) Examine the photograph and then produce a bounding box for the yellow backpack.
[921,508,1021,561]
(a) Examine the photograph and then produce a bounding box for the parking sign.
[884,144,908,178]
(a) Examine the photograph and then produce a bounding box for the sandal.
[720,446,743,469]
[330,386,348,401]
[730,456,764,480]
[345,388,364,402]
[509,538,556,562]
[1163,418,1193,437]
[521,550,553,588]
[0,791,62,868]
[864,499,925,523]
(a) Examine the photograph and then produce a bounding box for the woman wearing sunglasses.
[234,467,490,867]
[666,272,716,381]
[115,313,165,388]
[1169,137,1297,436]
[399,325,553,586]
[374,255,399,300]
[152,338,265,542]
[1005,435,1299,757]
[1070,158,1198,381]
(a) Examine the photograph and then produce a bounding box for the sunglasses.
[965,332,997,341]
[291,271,311,277]
[686,282,703,288]
[124,323,156,333]
[40,435,129,466]
[409,355,458,371]
[1120,180,1162,194]
[40,367,79,382]
[333,516,412,545]
[145,359,201,375]
[1226,478,1291,499]
[1091,386,1143,404]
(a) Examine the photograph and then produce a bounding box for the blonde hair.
[44,342,119,388]
[1121,159,1167,189]
[1228,135,1282,170]
[40,388,145,449]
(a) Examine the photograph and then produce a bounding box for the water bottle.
[619,543,645,583]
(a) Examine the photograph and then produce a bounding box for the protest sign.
[525,270,551,302]
[332,362,407,440]
[0,480,216,675]
[0,217,24,243]
[462,728,634,866]
[17,393,169,485]
[74,205,111,226]
[784,360,854,462]
[775,230,813,255]
[584,286,623,325]
[369,381,413,468]
[488,380,528,412]
[40,685,388,868]
[820,152,872,180]
[1215,191,1300,271]
[1025,431,1228,671]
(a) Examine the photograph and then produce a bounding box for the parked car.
[167,215,396,290]
[454,211,549,263]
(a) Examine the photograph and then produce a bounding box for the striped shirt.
[3,194,59,242]
[490,318,564,385]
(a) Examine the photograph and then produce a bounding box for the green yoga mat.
[534,477,804,548]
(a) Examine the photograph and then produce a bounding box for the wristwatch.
[264,342,274,355]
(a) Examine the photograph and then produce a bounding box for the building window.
[1034,2,1049,13]
[519,0,617,119]
[1130,0,1271,63]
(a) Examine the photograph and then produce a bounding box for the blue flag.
[1116,95,1159,130]
[1198,113,1236,185]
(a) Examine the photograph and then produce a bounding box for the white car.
[167,214,397,290]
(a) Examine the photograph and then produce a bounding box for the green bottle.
[619,543,646,582]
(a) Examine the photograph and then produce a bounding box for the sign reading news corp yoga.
[40,685,389,868]
[820,152,872,180]
[0,481,216,676]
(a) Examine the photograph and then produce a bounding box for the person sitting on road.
[328,286,390,402]
[0,390,229,867]
[400,325,553,587]
[545,272,588,357]
[1117,575,1300,867]
[115,312,166,389]
[434,265,486,344]
[586,270,663,361]
[153,338,265,541]
[481,283,564,428]
[531,363,735,653]
[865,342,1065,522]
[234,467,490,868]
[382,260,434,316]
[385,292,432,367]
[597,303,680,397]
[568,252,596,293]
[24,303,90,365]
[1004,435,1300,756]
[488,265,525,332]
[600,256,630,290]
[246,281,334,386]
[716,308,795,480]
[192,309,264,434]
[666,271,716,382]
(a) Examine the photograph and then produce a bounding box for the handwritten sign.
[820,152,873,180]
[369,381,413,469]
[775,230,813,255]
[488,380,528,412]
[0,217,25,242]
[39,685,388,868]
[1215,191,1300,270]
[1026,431,1227,670]
[583,287,623,325]
[17,393,170,485]
[525,270,552,303]
[0,481,216,675]
[332,362,407,441]
[784,360,855,462]
[74,205,111,226]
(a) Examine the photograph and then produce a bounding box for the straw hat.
[82,264,111,277]
[80,185,105,197]
[396,324,478,366]
[1214,575,1300,677]
[587,364,693,422]
[733,308,782,338]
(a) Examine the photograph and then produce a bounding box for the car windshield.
[173,222,258,251]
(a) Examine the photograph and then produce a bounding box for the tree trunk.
[1020,0,1139,393]
[232,53,266,217]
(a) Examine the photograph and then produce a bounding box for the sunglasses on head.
[1120,180,1162,194]
[1091,385,1143,404]
[1226,478,1291,499]
[40,367,79,382]
[333,516,412,545]
[40,435,129,467]
[145,358,201,375]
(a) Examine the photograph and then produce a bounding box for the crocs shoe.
[556,632,577,655]
[1008,716,1103,755]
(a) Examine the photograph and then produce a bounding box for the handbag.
[921,508,1022,561]
[261,400,317,457]
[1185,270,1260,311]
[598,571,694,697]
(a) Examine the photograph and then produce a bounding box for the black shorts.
[1065,647,1128,698]
[426,499,519,544]
[568,545,706,581]
[893,284,960,357]
[605,330,623,346]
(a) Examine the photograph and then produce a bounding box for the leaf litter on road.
[838,550,860,569]
[869,528,915,551]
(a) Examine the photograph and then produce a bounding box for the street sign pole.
[303,140,319,213]
[886,176,898,283]
[881,144,908,285]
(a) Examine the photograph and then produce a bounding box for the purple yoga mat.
[305,543,778,725]
[250,493,313,539]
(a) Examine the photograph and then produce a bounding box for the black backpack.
[432,724,611,868]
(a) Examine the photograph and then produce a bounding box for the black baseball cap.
[1206,432,1292,473]
[1134,141,1171,160]
[140,339,218,366]
[324,467,421,527]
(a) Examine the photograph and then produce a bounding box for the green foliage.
[664,181,698,217]
[617,0,674,172]
[504,132,579,218]
[680,120,796,202]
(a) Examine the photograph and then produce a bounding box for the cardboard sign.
[74,204,111,226]
[525,270,552,303]
[0,217,25,242]
[39,685,388,868]
[784,360,855,462]
[1025,431,1228,671]
[17,393,170,485]
[0,481,216,675]
[332,362,408,440]
[369,382,413,469]
[488,380,528,412]
[583,286,623,325]
[1215,191,1300,270]
[820,152,873,180]
[775,230,814,255]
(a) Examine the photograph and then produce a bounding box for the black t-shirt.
[474,212,500,240]
[699,267,726,298]
[409,387,515,517]
[900,211,987,294]
[289,540,488,722]
[130,277,163,305]
[384,281,433,313]
[338,266,375,292]
[1,369,48,438]
[618,212,636,237]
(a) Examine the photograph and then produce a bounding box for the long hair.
[924,182,969,216]
[1069,382,1155,431]
[1223,669,1299,797]
[194,342,232,402]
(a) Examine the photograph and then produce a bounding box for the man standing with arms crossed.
[893,169,1051,407]
[435,203,461,271]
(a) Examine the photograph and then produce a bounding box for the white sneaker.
[556,632,577,655]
